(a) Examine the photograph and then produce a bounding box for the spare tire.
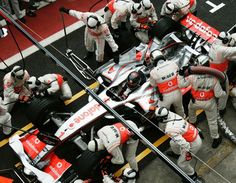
[26,96,65,129]
[149,16,181,40]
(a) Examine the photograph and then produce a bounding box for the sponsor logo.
[181,14,219,43]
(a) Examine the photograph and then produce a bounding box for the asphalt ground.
[0,0,236,182]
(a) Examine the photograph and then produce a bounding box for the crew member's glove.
[59,7,70,14]
[139,24,150,30]
[113,51,120,64]
[185,152,192,161]
[18,95,30,103]
[179,66,189,76]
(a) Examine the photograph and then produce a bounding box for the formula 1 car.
[6,11,235,183]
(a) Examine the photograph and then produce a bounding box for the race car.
[6,12,235,183]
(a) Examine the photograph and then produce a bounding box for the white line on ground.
[0,8,104,69]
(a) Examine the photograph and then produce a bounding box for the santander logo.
[181,13,219,43]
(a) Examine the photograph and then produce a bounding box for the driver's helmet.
[127,71,142,90]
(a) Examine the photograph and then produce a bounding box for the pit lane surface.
[0,0,236,182]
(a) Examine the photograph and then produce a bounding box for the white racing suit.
[97,121,139,171]
[209,39,236,110]
[161,111,202,176]
[179,74,226,139]
[150,61,185,118]
[160,0,197,21]
[0,97,12,135]
[104,0,133,29]
[69,10,119,62]
[3,71,31,112]
[129,3,157,43]
[37,74,72,100]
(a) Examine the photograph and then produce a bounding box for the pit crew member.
[104,0,134,36]
[160,0,197,21]
[149,50,185,118]
[59,7,120,65]
[155,107,204,183]
[208,31,236,115]
[129,0,158,43]
[88,120,139,172]
[27,74,72,100]
[3,65,31,112]
[178,68,226,148]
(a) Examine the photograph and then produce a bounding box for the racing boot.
[83,51,93,60]
[182,172,205,183]
[212,135,222,148]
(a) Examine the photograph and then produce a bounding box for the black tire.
[76,150,108,180]
[149,16,181,40]
[26,96,65,129]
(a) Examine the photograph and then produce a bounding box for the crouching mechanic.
[3,65,31,112]
[74,167,137,183]
[149,49,185,118]
[88,120,139,172]
[129,0,158,43]
[59,7,120,65]
[104,0,134,34]
[26,74,72,100]
[155,107,204,183]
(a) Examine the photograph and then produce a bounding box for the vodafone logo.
[168,81,173,87]
[200,92,205,97]
[57,162,62,168]
[119,126,126,132]
[181,14,219,43]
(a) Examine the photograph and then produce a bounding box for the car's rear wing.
[180,13,219,44]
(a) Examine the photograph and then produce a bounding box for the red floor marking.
[0,0,108,61]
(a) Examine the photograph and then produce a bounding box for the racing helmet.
[141,0,152,10]
[127,71,142,90]
[74,180,84,183]
[165,2,175,15]
[11,65,25,80]
[218,31,234,46]
[26,76,41,89]
[122,168,137,181]
[176,0,190,9]
[87,14,100,29]
[87,138,105,152]
[150,49,165,66]
[155,107,169,122]
[131,3,142,15]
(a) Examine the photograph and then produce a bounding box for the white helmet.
[218,31,234,46]
[141,0,152,10]
[87,138,105,152]
[150,49,165,66]
[11,65,24,80]
[87,14,100,29]
[74,179,84,183]
[26,76,41,89]
[122,168,137,180]
[176,0,190,8]
[165,2,175,15]
[155,107,169,122]
[131,3,142,15]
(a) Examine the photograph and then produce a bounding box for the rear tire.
[149,16,181,40]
